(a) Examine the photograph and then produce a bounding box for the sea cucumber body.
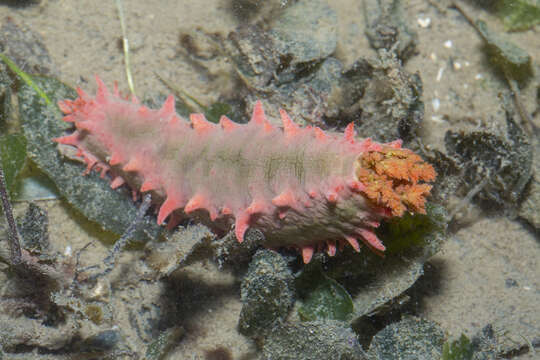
[55,77,436,263]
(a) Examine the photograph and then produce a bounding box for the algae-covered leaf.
[0,133,26,196]
[18,75,161,241]
[475,20,532,83]
[262,320,363,360]
[238,249,295,337]
[368,316,445,359]
[497,0,540,31]
[441,334,474,360]
[298,266,353,322]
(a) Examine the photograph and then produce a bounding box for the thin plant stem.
[115,0,136,96]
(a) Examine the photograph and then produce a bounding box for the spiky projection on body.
[54,76,436,263]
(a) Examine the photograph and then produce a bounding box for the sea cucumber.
[54,76,436,263]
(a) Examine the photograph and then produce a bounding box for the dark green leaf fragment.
[442,334,474,360]
[205,102,232,124]
[0,133,26,196]
[297,265,353,321]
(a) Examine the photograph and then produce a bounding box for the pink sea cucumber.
[54,76,436,263]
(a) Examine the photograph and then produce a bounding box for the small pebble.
[436,67,445,82]
[431,115,444,123]
[417,16,431,28]
[432,98,441,112]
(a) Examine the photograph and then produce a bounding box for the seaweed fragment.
[442,323,538,359]
[496,0,540,31]
[475,20,533,84]
[442,334,474,360]
[444,113,532,214]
